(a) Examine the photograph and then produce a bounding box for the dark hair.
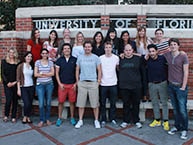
[61,43,72,51]
[104,41,112,47]
[120,30,131,43]
[31,28,41,44]
[105,27,117,42]
[169,38,180,46]
[48,30,58,47]
[83,41,92,47]
[93,31,104,46]
[41,48,49,54]
[147,44,158,50]
[155,28,164,34]
[23,51,34,68]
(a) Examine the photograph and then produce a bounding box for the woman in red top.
[27,28,42,62]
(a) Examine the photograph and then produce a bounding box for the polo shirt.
[55,56,77,84]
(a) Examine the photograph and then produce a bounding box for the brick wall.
[1,14,193,119]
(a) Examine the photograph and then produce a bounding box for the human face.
[35,30,40,39]
[95,33,102,44]
[50,32,56,41]
[84,43,92,55]
[124,44,133,57]
[8,49,15,59]
[148,48,158,60]
[122,32,129,42]
[155,30,163,41]
[63,29,70,39]
[62,45,71,56]
[77,34,84,43]
[104,44,112,55]
[169,41,179,53]
[139,29,145,38]
[41,50,48,59]
[109,32,116,40]
[25,53,32,63]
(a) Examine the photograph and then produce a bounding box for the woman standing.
[72,32,85,58]
[119,30,137,55]
[27,28,42,63]
[104,27,120,56]
[1,48,19,123]
[43,30,59,62]
[92,31,105,57]
[34,48,54,127]
[135,26,153,102]
[17,52,34,124]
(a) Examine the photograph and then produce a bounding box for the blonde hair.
[74,31,84,46]
[136,26,148,50]
[5,47,19,64]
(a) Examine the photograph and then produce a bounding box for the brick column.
[101,15,110,30]
[137,15,146,28]
[16,18,33,31]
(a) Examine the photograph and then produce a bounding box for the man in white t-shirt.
[99,41,119,127]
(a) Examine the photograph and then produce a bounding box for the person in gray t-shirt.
[75,41,102,129]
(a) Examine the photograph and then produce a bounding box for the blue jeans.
[168,83,188,131]
[36,82,54,122]
[100,85,117,122]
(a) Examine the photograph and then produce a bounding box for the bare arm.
[27,45,31,51]
[55,66,63,90]
[181,64,189,90]
[97,64,102,84]
[76,65,80,83]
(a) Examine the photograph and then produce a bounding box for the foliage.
[1,0,193,30]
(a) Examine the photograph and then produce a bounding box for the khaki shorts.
[76,81,99,108]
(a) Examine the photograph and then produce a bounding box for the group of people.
[1,26,189,140]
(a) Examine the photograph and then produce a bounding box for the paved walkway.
[0,115,193,145]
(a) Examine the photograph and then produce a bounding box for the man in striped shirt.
[154,28,170,55]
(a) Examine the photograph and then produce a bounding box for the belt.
[151,80,165,84]
[169,82,182,87]
[83,80,93,82]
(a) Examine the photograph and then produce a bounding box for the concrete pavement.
[0,114,193,145]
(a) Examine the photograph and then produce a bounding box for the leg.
[121,89,131,123]
[176,87,188,131]
[78,107,85,120]
[36,84,45,122]
[11,86,18,119]
[45,82,54,122]
[109,85,117,121]
[168,84,181,130]
[158,81,169,121]
[131,88,141,123]
[149,83,161,120]
[100,86,107,122]
[4,85,12,117]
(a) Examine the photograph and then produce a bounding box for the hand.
[17,89,21,96]
[180,87,185,91]
[72,84,77,91]
[59,83,64,90]
[119,53,124,59]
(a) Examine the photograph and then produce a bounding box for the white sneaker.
[135,122,142,129]
[94,120,101,129]
[101,121,106,128]
[180,130,188,140]
[168,127,178,135]
[120,122,128,128]
[111,120,118,128]
[75,120,83,129]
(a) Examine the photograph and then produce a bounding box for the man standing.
[55,43,77,126]
[119,44,144,129]
[154,28,170,55]
[75,41,101,129]
[145,44,169,131]
[99,41,119,127]
[166,38,189,140]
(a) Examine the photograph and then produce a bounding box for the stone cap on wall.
[16,5,193,18]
